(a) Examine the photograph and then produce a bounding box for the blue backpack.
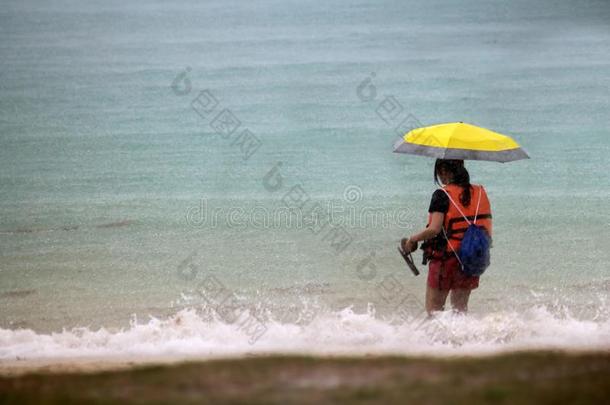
[457,223,491,276]
[441,187,491,277]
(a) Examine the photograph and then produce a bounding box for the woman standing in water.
[401,159,492,314]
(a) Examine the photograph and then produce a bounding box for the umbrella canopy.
[393,122,529,162]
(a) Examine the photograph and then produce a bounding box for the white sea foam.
[1,305,608,361]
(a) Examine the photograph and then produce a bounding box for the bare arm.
[402,212,444,252]
[411,212,444,242]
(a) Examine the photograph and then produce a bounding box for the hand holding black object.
[401,237,418,253]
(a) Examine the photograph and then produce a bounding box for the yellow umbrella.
[393,122,529,162]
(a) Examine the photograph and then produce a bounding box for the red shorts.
[427,255,479,290]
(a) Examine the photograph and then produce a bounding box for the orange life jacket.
[427,184,492,254]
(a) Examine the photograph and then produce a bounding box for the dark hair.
[434,159,472,206]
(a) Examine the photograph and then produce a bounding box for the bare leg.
[425,286,449,315]
[449,289,471,313]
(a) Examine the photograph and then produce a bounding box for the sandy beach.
[1,350,609,404]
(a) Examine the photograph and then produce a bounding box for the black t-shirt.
[428,189,449,214]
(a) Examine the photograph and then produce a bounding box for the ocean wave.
[1,305,609,361]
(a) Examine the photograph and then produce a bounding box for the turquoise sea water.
[0,0,609,358]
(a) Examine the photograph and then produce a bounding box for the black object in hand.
[400,237,418,253]
[398,246,420,276]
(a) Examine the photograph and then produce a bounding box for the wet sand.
[1,350,609,404]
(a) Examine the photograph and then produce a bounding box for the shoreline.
[1,347,608,376]
[1,350,609,404]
